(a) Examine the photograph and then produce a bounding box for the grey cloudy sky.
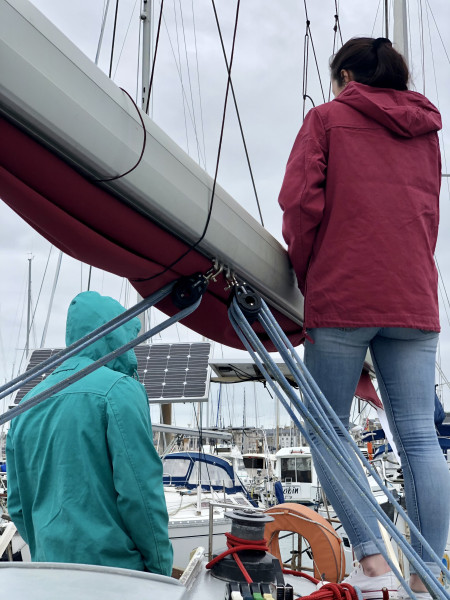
[1,0,450,429]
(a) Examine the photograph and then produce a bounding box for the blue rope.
[258,300,450,587]
[228,307,416,595]
[228,295,450,600]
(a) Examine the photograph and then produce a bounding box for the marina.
[1,0,450,599]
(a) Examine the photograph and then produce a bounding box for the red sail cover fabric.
[355,371,383,409]
[0,117,303,350]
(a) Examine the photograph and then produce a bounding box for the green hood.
[65,291,141,377]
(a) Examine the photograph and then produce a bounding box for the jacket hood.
[335,81,441,137]
[65,291,141,377]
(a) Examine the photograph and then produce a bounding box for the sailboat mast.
[40,251,63,348]
[393,0,409,64]
[25,256,33,358]
[141,0,153,112]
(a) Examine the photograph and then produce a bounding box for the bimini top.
[162,452,248,495]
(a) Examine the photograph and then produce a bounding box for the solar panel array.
[13,343,211,405]
[135,343,211,403]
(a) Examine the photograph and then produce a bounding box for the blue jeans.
[304,327,450,576]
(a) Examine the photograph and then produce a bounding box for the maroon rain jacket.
[279,81,442,332]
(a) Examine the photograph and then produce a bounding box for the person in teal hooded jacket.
[6,291,173,575]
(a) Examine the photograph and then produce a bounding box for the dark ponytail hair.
[330,37,409,90]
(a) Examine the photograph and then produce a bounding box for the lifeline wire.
[228,295,450,600]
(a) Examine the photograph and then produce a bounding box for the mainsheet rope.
[205,533,361,600]
[228,292,450,600]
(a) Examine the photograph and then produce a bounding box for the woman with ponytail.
[279,37,449,600]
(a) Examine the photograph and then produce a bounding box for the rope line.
[108,0,120,78]
[145,0,165,114]
[211,2,264,226]
[90,87,147,182]
[328,3,343,101]
[301,1,325,119]
[228,293,450,600]
[132,0,242,283]
[205,532,269,583]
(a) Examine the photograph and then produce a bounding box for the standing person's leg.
[370,328,450,593]
[304,327,394,585]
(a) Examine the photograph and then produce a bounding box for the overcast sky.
[1,0,450,429]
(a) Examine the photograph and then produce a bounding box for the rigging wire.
[302,0,326,121]
[417,0,426,94]
[133,0,242,284]
[178,0,203,166]
[113,0,140,80]
[424,0,450,66]
[328,2,344,101]
[16,248,54,377]
[438,279,450,326]
[334,0,344,45]
[422,1,450,326]
[384,0,389,38]
[172,0,191,155]
[210,1,264,227]
[108,0,120,78]
[162,6,206,166]
[191,0,208,171]
[145,0,165,114]
[436,258,450,324]
[371,0,382,38]
[96,0,112,65]
[423,0,450,203]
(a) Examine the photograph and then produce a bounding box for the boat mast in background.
[141,0,152,113]
[393,0,409,63]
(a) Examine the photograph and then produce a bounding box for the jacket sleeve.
[105,377,173,576]
[5,428,27,542]
[278,108,328,294]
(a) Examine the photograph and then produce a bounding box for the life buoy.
[264,502,345,583]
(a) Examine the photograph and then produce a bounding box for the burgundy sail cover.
[0,117,303,350]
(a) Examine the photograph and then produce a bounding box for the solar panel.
[134,343,211,403]
[14,343,211,405]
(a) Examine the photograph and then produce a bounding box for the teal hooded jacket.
[6,291,173,575]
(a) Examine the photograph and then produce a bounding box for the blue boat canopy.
[162,452,248,495]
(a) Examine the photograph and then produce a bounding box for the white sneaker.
[343,564,400,599]
[397,586,432,600]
